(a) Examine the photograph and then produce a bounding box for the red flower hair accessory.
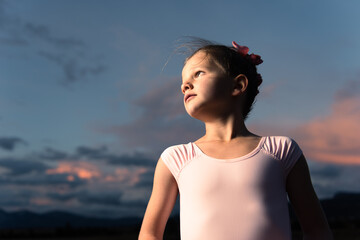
[232,41,263,66]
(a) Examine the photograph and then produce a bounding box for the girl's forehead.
[183,51,211,71]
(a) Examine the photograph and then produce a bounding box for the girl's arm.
[286,154,333,240]
[138,157,179,240]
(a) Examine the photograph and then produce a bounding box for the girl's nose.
[181,82,193,94]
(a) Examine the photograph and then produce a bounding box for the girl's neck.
[200,114,254,143]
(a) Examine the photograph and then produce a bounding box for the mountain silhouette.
[0,209,141,229]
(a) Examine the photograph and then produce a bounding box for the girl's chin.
[186,109,210,121]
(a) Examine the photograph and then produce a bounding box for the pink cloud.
[252,80,360,165]
[292,95,360,164]
[46,161,101,180]
[104,167,147,186]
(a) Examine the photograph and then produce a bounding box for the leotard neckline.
[191,136,266,163]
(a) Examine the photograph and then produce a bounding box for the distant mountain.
[288,191,360,231]
[0,191,359,230]
[0,209,142,229]
[320,192,360,223]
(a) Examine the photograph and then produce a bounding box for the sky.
[0,0,360,219]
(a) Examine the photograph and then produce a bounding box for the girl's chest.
[178,153,285,198]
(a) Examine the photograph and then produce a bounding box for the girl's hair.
[178,37,263,120]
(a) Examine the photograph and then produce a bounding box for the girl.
[138,39,332,240]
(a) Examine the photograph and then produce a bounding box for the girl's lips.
[184,94,196,102]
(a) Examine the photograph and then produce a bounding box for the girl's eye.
[195,71,204,77]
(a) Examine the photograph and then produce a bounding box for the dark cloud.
[78,192,123,206]
[335,79,360,101]
[121,199,148,209]
[38,51,106,84]
[307,160,360,199]
[102,77,203,153]
[310,164,342,178]
[0,2,106,85]
[75,145,108,158]
[74,145,156,167]
[0,173,84,188]
[24,22,85,48]
[0,192,31,207]
[0,2,30,45]
[47,191,124,207]
[38,147,68,160]
[47,192,79,202]
[0,136,27,151]
[0,2,84,49]
[0,157,83,188]
[0,157,48,176]
[134,168,155,188]
[32,144,156,168]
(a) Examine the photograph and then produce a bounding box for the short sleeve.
[160,143,195,182]
[264,136,303,179]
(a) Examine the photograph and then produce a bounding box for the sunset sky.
[1,0,360,219]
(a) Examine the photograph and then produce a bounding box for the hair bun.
[256,74,263,86]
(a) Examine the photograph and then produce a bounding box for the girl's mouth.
[184,94,196,102]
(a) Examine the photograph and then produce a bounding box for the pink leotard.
[161,136,303,240]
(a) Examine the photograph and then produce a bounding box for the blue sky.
[0,0,360,218]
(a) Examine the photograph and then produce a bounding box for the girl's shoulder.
[262,135,301,155]
[263,135,298,147]
[161,142,196,159]
[262,136,303,177]
[160,142,196,180]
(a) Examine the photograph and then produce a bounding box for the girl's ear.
[232,74,248,96]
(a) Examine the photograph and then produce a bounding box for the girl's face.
[181,51,234,121]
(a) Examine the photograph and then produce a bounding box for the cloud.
[105,167,148,186]
[38,51,106,85]
[47,191,123,207]
[46,161,101,180]
[33,144,156,168]
[310,164,341,178]
[46,190,149,211]
[0,136,27,151]
[44,159,150,187]
[37,147,68,160]
[0,2,106,85]
[0,173,85,188]
[292,94,360,164]
[24,22,85,48]
[105,153,155,167]
[334,79,360,101]
[0,157,48,176]
[133,168,155,188]
[74,145,156,167]
[77,192,123,206]
[75,145,108,158]
[0,190,32,207]
[307,160,360,199]
[99,77,204,153]
[252,79,360,165]
[0,3,84,49]
[0,156,85,187]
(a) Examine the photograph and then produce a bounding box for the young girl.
[138,39,332,240]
